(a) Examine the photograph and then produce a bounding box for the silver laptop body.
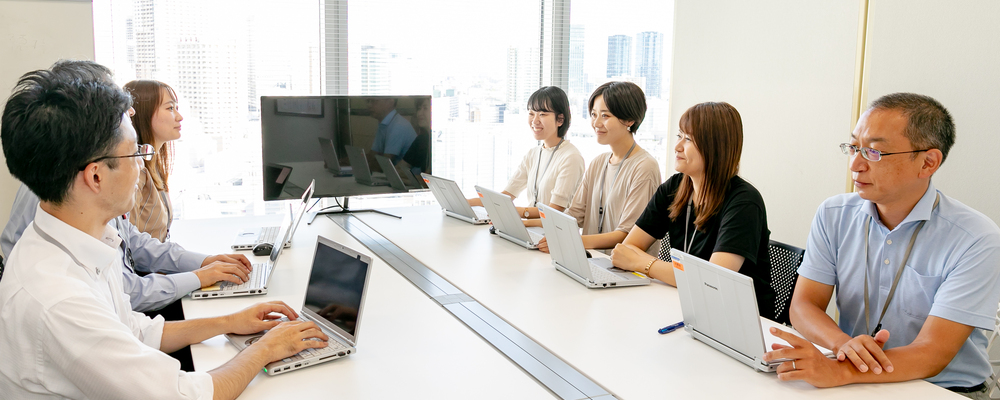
[226,236,374,376]
[232,180,315,250]
[670,248,834,372]
[421,173,489,224]
[374,154,409,191]
[195,181,314,299]
[344,145,389,186]
[474,185,544,249]
[318,137,352,176]
[538,204,650,288]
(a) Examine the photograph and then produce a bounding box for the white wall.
[863,0,1000,226]
[668,0,862,247]
[0,0,95,247]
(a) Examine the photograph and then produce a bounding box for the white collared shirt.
[0,205,213,399]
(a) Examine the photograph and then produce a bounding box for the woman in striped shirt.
[123,80,182,241]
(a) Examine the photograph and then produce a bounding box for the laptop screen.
[303,239,370,338]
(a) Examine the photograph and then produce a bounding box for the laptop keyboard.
[527,230,544,244]
[257,226,279,244]
[265,317,348,363]
[590,264,623,283]
[473,207,489,220]
[220,262,266,290]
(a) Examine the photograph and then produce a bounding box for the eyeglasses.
[79,143,156,170]
[840,143,930,162]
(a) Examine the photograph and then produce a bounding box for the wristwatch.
[524,209,531,218]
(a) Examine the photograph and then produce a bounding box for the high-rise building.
[176,39,242,147]
[607,35,632,78]
[505,46,540,109]
[635,31,664,98]
[360,45,391,95]
[568,25,585,97]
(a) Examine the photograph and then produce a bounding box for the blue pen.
[658,321,685,334]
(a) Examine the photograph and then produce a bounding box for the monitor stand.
[307,196,401,224]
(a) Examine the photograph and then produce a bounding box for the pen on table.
[658,321,685,334]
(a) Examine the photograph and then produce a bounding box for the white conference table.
[349,205,961,400]
[173,214,551,399]
[176,205,961,399]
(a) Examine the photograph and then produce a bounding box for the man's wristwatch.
[524,209,530,218]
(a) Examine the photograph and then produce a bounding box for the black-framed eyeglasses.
[840,143,930,162]
[78,143,155,170]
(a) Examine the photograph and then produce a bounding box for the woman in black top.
[610,102,778,322]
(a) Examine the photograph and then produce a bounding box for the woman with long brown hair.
[123,80,182,241]
[611,101,778,322]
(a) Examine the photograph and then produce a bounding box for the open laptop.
[344,145,389,186]
[318,137,352,176]
[538,204,650,288]
[421,173,490,224]
[226,235,373,376]
[232,180,315,250]
[475,185,544,249]
[194,182,313,299]
[374,154,409,191]
[670,248,834,372]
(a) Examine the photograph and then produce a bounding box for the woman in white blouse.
[468,86,585,218]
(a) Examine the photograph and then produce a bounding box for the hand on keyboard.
[194,261,251,288]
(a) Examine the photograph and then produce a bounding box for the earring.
[627,125,632,132]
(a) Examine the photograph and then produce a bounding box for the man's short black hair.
[868,92,956,163]
[2,64,133,205]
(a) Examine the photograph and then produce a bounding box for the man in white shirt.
[0,65,329,399]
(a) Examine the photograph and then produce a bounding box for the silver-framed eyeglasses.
[79,143,156,170]
[839,143,929,162]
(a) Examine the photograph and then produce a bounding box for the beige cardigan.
[130,166,172,241]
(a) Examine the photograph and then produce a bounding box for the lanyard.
[532,138,564,207]
[597,142,637,234]
[683,199,695,253]
[863,193,939,336]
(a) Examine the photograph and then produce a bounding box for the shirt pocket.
[896,265,943,321]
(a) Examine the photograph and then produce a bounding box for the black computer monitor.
[261,95,432,201]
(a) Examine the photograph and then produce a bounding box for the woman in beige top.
[123,80,183,241]
[537,81,661,253]
[468,86,585,217]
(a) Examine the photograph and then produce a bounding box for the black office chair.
[1,252,5,282]
[657,232,672,262]
[768,240,806,326]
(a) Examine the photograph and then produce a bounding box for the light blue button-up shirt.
[798,181,1000,388]
[371,109,417,159]
[1,184,205,312]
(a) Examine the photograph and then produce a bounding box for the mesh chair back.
[769,240,805,324]
[0,252,4,282]
[657,232,672,262]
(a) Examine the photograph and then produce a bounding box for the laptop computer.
[421,173,490,224]
[475,185,544,249]
[670,248,835,372]
[318,137,352,176]
[374,154,409,191]
[226,235,374,376]
[538,204,650,288]
[344,145,389,186]
[232,179,315,250]
[194,182,314,299]
[263,163,297,200]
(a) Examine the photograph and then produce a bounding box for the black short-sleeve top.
[635,173,777,322]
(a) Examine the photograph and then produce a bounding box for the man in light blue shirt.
[367,97,417,163]
[764,93,1000,398]
[2,184,253,312]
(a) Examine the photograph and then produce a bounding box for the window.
[93,0,674,219]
